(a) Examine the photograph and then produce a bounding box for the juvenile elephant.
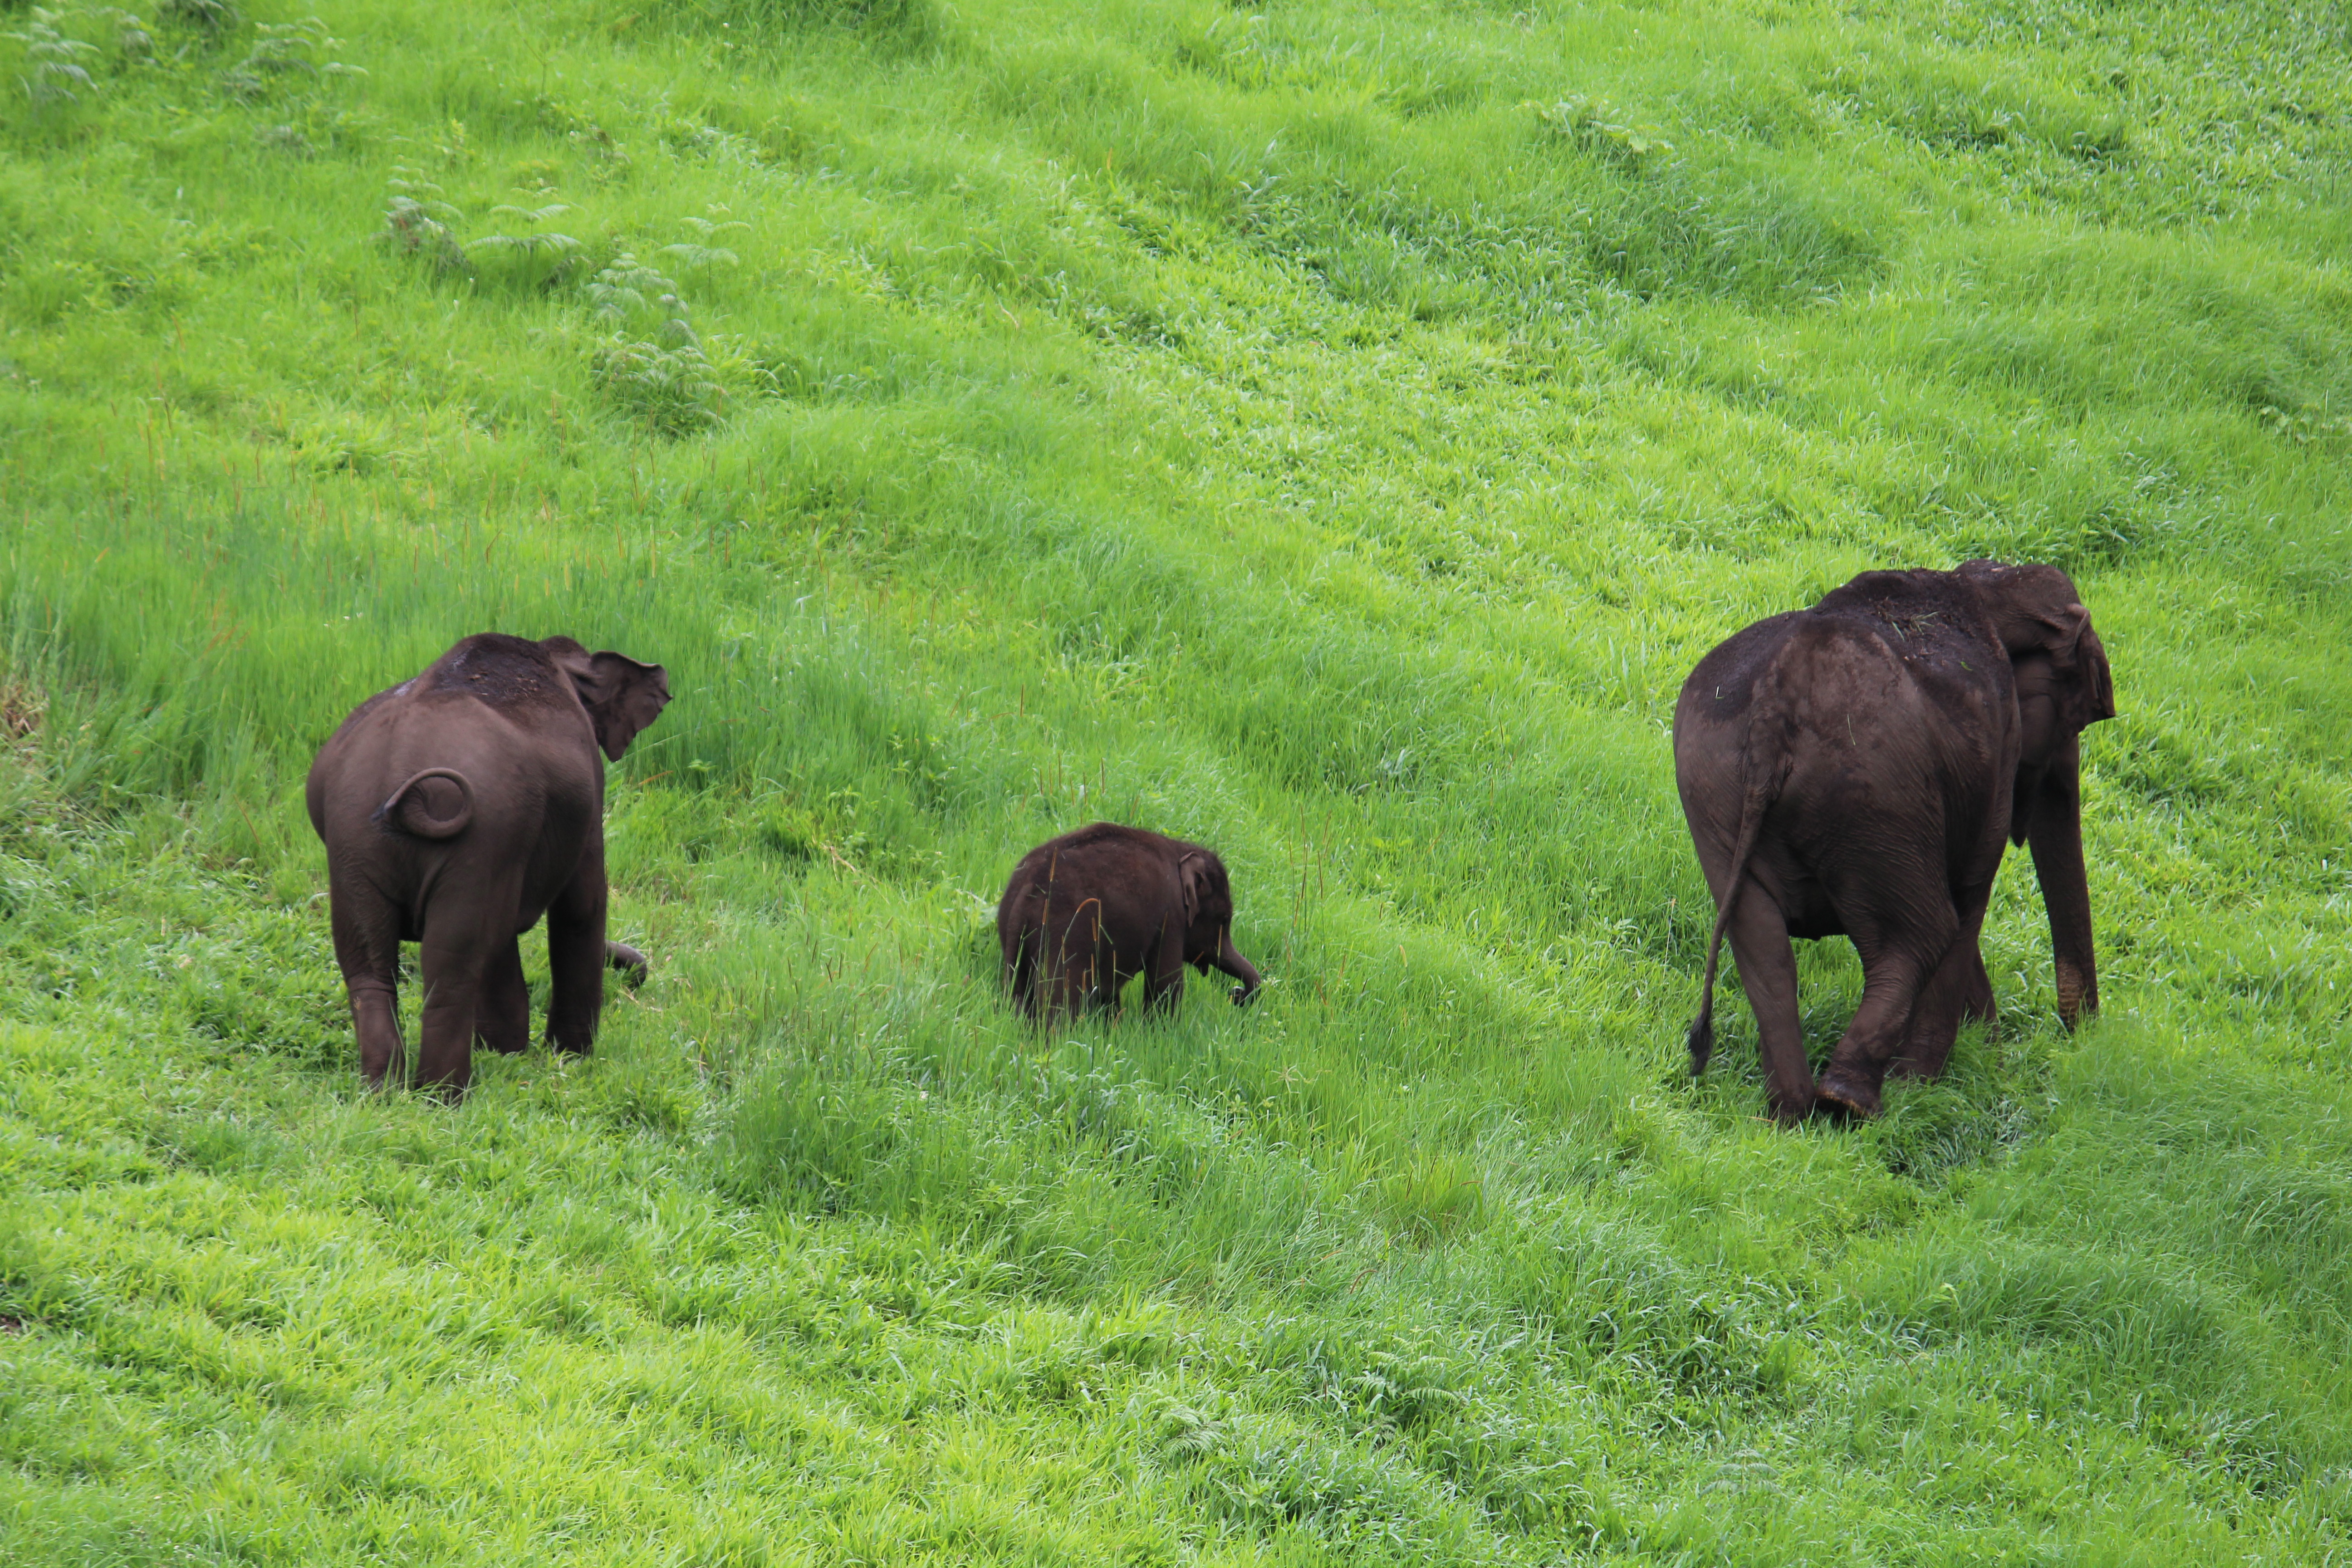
[306,632,670,1096]
[998,823,1263,1018]
[1676,561,2114,1121]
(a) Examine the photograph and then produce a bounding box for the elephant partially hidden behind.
[999,823,1263,1018]
[1675,561,2115,1121]
[306,632,670,1097]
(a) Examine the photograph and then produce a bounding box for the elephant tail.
[373,768,474,840]
[1687,736,1784,1075]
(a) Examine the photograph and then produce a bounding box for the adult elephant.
[1675,561,2114,1121]
[998,823,1263,1019]
[307,632,670,1096]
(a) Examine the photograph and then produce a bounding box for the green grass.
[4,0,2352,1559]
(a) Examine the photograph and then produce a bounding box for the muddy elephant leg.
[544,842,609,1057]
[475,935,532,1055]
[1890,944,1974,1083]
[1721,891,1812,1123]
[1006,931,1041,1019]
[1894,884,1993,1081]
[329,880,405,1089]
[1069,902,1114,1016]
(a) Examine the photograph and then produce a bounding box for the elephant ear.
[2033,603,2090,668]
[546,638,672,760]
[1177,853,1209,927]
[2029,603,2117,727]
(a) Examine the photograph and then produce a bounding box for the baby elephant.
[998,823,1262,1018]
[307,632,670,1097]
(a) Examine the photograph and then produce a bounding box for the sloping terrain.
[3,0,2351,1561]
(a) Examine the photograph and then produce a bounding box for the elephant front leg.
[1141,922,1187,1014]
[1092,941,1132,1016]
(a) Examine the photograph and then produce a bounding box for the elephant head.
[543,637,672,761]
[1958,559,2117,1028]
[1178,848,1262,1004]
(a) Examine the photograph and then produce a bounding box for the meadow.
[3,0,2351,1559]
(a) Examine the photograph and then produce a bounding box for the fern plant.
[467,203,583,289]
[219,16,362,102]
[657,213,749,273]
[5,5,151,106]
[586,253,727,436]
[379,167,470,274]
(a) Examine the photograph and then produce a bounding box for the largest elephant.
[1675,561,2115,1121]
[306,632,670,1096]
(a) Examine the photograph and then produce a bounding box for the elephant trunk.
[1217,928,1263,1006]
[2025,737,2098,1029]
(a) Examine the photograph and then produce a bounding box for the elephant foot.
[1812,1068,1882,1119]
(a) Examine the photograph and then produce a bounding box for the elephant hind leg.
[1048,944,1097,1018]
[329,882,405,1089]
[475,935,531,1056]
[1818,912,1956,1118]
[415,891,513,1100]
[1005,932,1040,1017]
[1720,889,1811,1122]
[1894,887,1994,1081]
[1025,926,1089,1019]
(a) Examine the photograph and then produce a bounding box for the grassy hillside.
[5,0,2352,1559]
